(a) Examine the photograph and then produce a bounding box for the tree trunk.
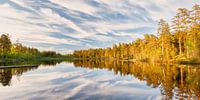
[187,44,189,59]
[186,33,189,59]
[162,37,164,62]
[179,37,182,55]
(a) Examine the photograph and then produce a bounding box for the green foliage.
[41,51,62,58]
[0,34,64,62]
[0,34,12,58]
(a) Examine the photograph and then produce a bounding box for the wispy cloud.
[0,0,199,53]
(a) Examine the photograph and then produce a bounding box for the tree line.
[0,34,64,62]
[73,4,200,62]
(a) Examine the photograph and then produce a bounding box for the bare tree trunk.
[179,37,182,55]
[162,37,164,62]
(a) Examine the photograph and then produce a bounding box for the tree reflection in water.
[0,60,63,86]
[73,60,200,100]
[0,60,199,99]
[0,66,38,86]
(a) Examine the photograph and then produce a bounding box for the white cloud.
[0,0,199,53]
[50,0,96,15]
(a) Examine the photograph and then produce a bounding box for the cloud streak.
[0,0,199,53]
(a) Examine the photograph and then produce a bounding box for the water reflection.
[72,60,200,100]
[0,60,199,100]
[0,66,39,86]
[0,59,63,66]
[0,60,63,86]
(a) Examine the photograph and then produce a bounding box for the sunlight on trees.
[0,34,63,62]
[73,5,200,63]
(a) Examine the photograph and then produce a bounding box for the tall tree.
[189,4,200,59]
[0,34,12,60]
[158,19,176,61]
[172,8,190,57]
[73,5,200,62]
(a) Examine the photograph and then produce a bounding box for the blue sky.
[0,0,199,53]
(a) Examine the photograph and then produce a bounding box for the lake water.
[0,60,199,100]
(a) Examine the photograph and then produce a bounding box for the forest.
[0,34,65,63]
[73,4,200,63]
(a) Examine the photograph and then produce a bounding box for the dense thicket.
[73,5,200,62]
[0,34,63,61]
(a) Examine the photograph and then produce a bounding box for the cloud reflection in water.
[0,62,161,100]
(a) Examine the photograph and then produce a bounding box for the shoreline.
[71,58,200,65]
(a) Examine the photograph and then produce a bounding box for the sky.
[0,0,199,53]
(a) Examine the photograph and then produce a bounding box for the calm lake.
[0,60,199,100]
